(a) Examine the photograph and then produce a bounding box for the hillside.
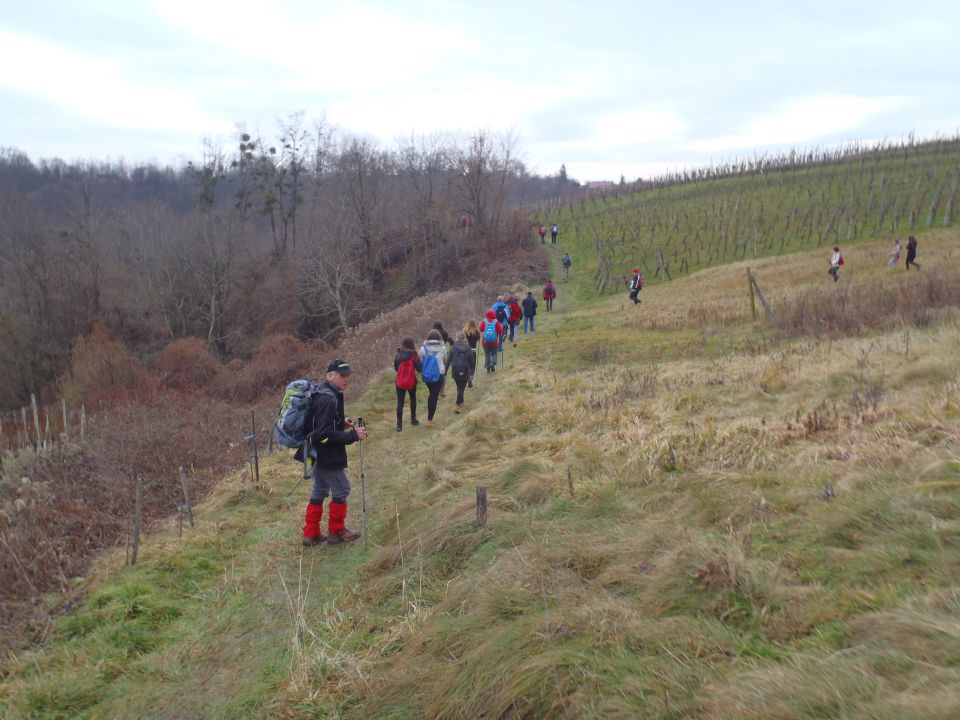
[3,229,959,718]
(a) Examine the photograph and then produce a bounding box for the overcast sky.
[1,0,958,182]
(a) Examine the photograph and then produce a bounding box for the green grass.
[4,191,960,717]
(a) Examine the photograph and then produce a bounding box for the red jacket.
[508,301,522,323]
[480,311,504,347]
[543,284,556,299]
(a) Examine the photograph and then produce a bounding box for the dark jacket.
[393,348,422,384]
[448,340,475,378]
[464,328,481,349]
[521,296,537,317]
[304,381,358,469]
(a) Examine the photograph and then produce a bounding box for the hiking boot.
[411,418,420,426]
[396,425,402,432]
[302,534,327,547]
[327,528,361,545]
[454,403,462,414]
[425,419,433,427]
[467,380,473,388]
[490,365,496,373]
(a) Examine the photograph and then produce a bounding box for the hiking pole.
[357,417,367,550]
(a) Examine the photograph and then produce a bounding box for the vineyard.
[539,136,960,295]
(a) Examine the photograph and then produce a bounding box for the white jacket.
[418,340,447,376]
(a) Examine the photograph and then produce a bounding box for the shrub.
[60,323,149,408]
[155,337,221,391]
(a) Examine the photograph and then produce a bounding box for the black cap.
[326,359,351,375]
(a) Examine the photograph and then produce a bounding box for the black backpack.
[451,348,471,378]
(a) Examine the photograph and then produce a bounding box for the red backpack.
[396,355,416,390]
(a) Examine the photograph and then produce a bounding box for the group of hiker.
[830,235,921,282]
[538,223,560,244]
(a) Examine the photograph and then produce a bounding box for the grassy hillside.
[3,231,960,719]
[539,138,960,301]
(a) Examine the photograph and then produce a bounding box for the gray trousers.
[310,465,351,503]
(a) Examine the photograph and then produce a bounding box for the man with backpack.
[507,294,522,344]
[521,291,538,333]
[543,280,556,311]
[480,309,503,373]
[300,359,367,546]
[561,253,572,279]
[551,223,559,244]
[491,295,509,350]
[629,268,644,305]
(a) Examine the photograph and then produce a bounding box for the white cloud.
[150,0,475,94]
[0,30,229,135]
[688,95,907,152]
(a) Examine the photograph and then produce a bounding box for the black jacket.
[521,296,537,317]
[303,381,358,469]
[448,340,475,377]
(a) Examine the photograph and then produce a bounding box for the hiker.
[393,338,421,432]
[538,224,546,244]
[888,238,902,268]
[418,330,447,426]
[543,280,556,311]
[905,235,920,270]
[462,319,481,387]
[447,332,476,413]
[561,253,572,279]
[521,291,538,333]
[828,246,843,282]
[550,223,559,244]
[433,322,453,397]
[480,309,503,373]
[492,295,509,350]
[629,268,644,305]
[507,294,522,343]
[300,359,367,546]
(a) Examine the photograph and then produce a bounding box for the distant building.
[584,180,616,190]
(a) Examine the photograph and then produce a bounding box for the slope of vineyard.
[540,137,960,299]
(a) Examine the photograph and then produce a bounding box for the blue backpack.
[483,321,498,344]
[274,381,335,448]
[422,348,441,383]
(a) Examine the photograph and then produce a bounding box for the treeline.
[0,120,581,411]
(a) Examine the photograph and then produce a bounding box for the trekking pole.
[358,418,367,550]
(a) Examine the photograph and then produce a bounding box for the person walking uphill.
[906,235,920,271]
[448,333,476,414]
[462,319,481,387]
[480,309,503,372]
[419,330,447,426]
[550,223,559,244]
[629,268,644,305]
[300,359,367,546]
[394,338,421,432]
[507,294,522,343]
[543,280,556,311]
[828,246,843,282]
[561,253,572,279]
[521,291,537,333]
[538,224,547,244]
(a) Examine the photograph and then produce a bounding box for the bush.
[155,337,221,391]
[60,323,150,408]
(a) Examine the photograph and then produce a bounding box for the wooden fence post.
[62,400,68,440]
[747,267,757,321]
[251,410,260,486]
[476,486,487,528]
[178,466,195,529]
[130,475,142,565]
[31,395,41,452]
